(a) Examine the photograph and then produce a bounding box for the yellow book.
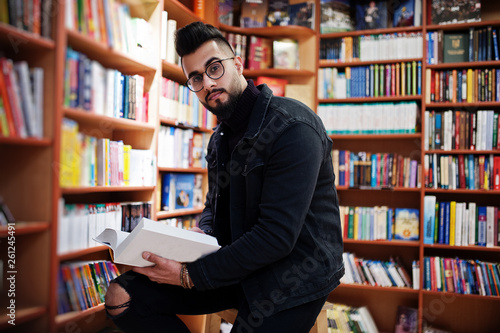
[123,144,131,186]
[467,68,473,102]
[353,207,360,240]
[449,201,456,246]
[401,62,406,96]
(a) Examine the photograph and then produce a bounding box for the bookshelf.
[319,1,500,333]
[2,0,499,332]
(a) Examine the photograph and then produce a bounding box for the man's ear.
[234,56,244,74]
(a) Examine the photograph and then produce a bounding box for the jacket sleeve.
[187,122,328,290]
[198,195,214,236]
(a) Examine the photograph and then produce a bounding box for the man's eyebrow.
[187,57,220,79]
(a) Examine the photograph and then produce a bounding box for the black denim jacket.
[187,84,344,316]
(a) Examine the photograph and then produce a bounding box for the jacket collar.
[212,84,273,144]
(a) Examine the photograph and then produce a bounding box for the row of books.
[423,256,500,297]
[326,303,379,333]
[64,48,148,122]
[341,252,417,289]
[0,58,44,138]
[424,68,500,104]
[319,32,423,62]
[318,102,418,135]
[157,126,209,169]
[64,0,155,65]
[60,118,156,187]
[423,153,500,190]
[0,0,53,38]
[160,11,179,65]
[430,0,481,26]
[426,27,499,65]
[424,110,500,151]
[220,0,315,29]
[159,78,216,129]
[222,32,300,70]
[161,173,203,212]
[58,260,120,314]
[332,150,421,189]
[340,206,419,242]
[318,61,422,99]
[58,200,152,254]
[160,214,201,230]
[320,0,422,33]
[423,196,499,247]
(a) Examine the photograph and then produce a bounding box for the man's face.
[182,40,245,120]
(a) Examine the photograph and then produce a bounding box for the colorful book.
[394,208,419,241]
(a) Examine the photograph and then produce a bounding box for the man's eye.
[209,63,221,74]
[191,75,203,83]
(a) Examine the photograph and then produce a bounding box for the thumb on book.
[142,251,153,261]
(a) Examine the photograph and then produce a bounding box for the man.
[105,22,344,332]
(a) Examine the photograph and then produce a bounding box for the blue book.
[469,27,474,62]
[122,75,129,119]
[424,257,431,290]
[369,64,375,97]
[394,208,419,241]
[339,150,346,186]
[371,153,377,187]
[387,208,393,240]
[349,152,356,187]
[494,29,500,61]
[477,206,487,246]
[434,113,442,149]
[161,173,174,211]
[417,61,422,95]
[423,196,436,244]
[393,0,414,27]
[457,70,462,101]
[444,201,450,244]
[429,32,434,64]
[173,173,195,210]
[438,202,446,244]
[468,154,475,189]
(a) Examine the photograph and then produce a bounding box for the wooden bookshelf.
[320,1,500,332]
[3,0,498,332]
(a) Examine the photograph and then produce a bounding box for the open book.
[93,218,220,267]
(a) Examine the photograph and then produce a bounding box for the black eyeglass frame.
[185,57,235,92]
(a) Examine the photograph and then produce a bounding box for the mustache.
[206,88,226,103]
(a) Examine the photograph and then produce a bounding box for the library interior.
[0,0,499,332]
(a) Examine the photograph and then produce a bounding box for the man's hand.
[132,252,182,286]
[190,227,205,234]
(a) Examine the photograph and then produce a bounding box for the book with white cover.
[94,218,220,267]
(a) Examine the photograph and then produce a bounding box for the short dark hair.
[175,21,235,58]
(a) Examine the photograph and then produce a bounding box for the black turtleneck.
[214,80,260,246]
[222,80,260,152]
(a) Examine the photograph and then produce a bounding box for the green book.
[348,206,354,239]
[443,33,469,63]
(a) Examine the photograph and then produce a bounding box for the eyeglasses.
[185,57,235,92]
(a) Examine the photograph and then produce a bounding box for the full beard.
[202,88,240,121]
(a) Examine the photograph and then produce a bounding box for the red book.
[256,76,287,97]
[443,258,454,292]
[494,207,499,246]
[493,156,500,190]
[0,58,26,137]
[247,36,272,70]
[455,111,460,149]
[458,154,466,189]
[0,60,16,136]
[470,112,476,150]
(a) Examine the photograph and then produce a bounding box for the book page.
[94,229,131,250]
[112,218,221,267]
